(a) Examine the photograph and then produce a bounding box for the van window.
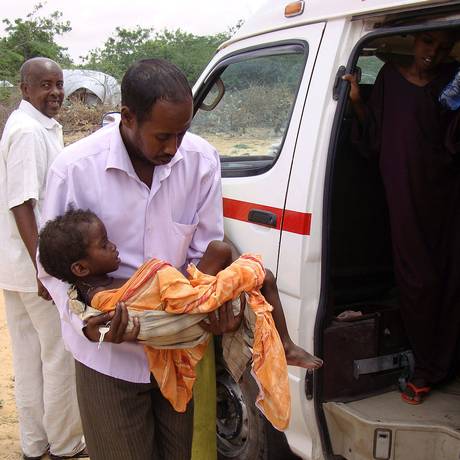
[191,47,306,177]
[357,55,384,84]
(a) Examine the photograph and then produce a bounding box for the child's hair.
[39,208,99,283]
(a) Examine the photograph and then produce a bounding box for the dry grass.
[57,100,116,145]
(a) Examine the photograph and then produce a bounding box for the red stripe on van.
[223,197,311,235]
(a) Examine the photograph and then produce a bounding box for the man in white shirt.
[40,59,241,460]
[0,58,86,460]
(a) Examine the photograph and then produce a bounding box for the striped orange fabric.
[91,254,290,430]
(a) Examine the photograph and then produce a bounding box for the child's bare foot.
[284,341,323,369]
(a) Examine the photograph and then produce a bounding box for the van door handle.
[333,65,346,100]
[248,209,277,227]
[305,369,314,400]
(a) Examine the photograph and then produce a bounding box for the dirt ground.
[0,291,22,460]
[193,129,279,158]
[0,294,80,460]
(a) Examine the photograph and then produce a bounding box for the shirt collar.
[106,124,136,175]
[18,100,62,130]
[106,123,184,178]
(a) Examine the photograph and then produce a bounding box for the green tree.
[82,26,153,80]
[81,23,240,85]
[0,3,72,82]
[0,45,23,83]
[148,29,228,84]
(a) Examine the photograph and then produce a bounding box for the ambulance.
[189,1,460,459]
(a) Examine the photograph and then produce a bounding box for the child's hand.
[83,302,140,344]
[200,293,246,335]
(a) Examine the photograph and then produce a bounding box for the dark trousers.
[75,361,194,460]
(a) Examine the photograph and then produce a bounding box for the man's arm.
[11,199,50,299]
[11,200,38,266]
[6,129,51,299]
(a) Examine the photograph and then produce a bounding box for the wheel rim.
[216,373,250,457]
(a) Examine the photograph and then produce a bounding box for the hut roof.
[63,69,121,106]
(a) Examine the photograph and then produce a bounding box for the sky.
[0,0,267,62]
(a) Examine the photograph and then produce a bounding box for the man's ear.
[20,82,29,101]
[120,106,135,129]
[71,260,90,278]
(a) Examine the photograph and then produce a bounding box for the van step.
[323,390,460,460]
[353,350,413,379]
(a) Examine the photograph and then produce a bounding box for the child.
[39,208,322,430]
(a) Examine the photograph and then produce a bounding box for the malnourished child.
[39,208,322,430]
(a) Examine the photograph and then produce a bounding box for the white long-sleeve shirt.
[40,123,223,383]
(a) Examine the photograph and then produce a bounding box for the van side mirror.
[101,111,121,127]
[200,78,225,111]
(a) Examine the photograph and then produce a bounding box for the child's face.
[82,218,121,276]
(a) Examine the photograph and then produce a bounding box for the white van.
[190,1,460,459]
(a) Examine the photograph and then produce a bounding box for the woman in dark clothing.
[344,30,460,404]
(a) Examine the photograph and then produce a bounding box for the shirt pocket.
[170,220,198,268]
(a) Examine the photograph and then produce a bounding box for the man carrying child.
[40,58,233,460]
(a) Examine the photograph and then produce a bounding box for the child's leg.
[198,240,322,368]
[261,269,323,369]
[197,240,233,276]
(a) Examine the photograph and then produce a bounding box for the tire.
[216,367,267,460]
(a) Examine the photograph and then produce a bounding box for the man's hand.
[83,302,140,344]
[37,278,52,301]
[200,294,246,335]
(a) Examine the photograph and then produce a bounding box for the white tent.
[63,69,121,106]
[0,80,13,88]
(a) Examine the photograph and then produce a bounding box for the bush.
[57,100,117,144]
[0,88,21,137]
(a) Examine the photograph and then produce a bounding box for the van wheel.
[216,368,267,459]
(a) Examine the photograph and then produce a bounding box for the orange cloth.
[91,254,290,430]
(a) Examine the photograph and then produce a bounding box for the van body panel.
[192,20,327,460]
[276,19,359,457]
[281,287,323,459]
[221,0,451,50]
[194,22,326,273]
[191,1,460,459]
